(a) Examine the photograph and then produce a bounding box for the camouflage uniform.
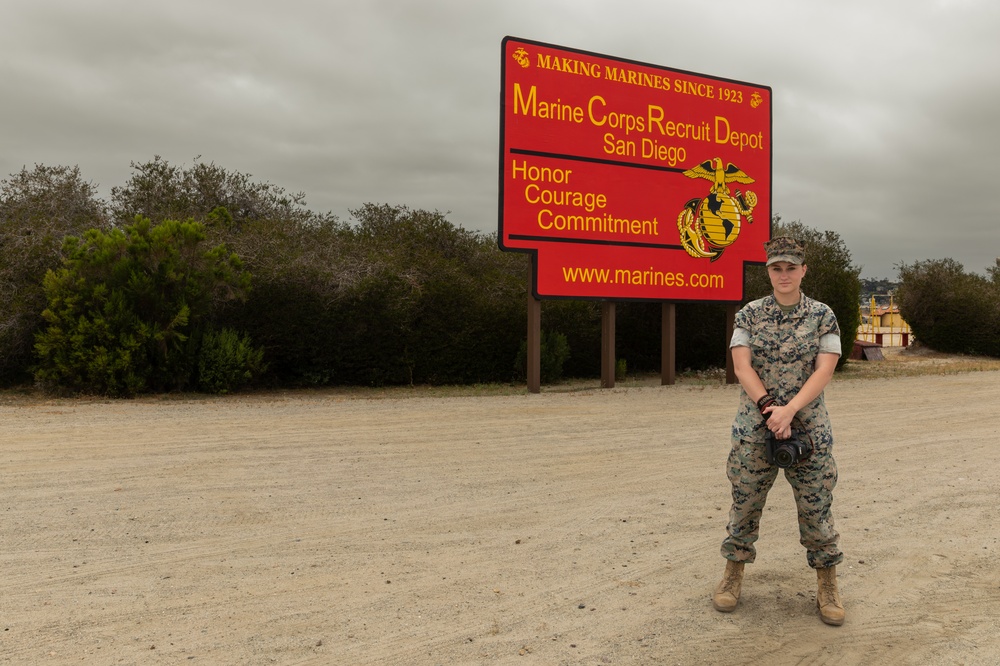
[721,293,843,570]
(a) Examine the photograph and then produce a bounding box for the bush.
[197,327,266,394]
[895,258,999,356]
[615,301,730,374]
[540,331,571,382]
[0,165,109,384]
[33,216,250,396]
[0,156,868,389]
[110,156,331,227]
[542,299,601,378]
[212,204,528,386]
[515,330,571,383]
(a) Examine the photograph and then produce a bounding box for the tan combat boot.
[816,566,845,625]
[712,560,745,612]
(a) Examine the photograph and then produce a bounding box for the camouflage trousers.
[720,431,843,569]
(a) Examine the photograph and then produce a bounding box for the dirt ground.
[3,351,999,665]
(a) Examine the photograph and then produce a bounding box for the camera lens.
[774,446,794,467]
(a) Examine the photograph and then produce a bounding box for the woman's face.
[767,261,807,301]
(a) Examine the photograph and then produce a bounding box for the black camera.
[765,431,812,468]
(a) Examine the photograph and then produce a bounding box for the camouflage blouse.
[730,294,841,443]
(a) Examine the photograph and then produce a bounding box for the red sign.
[499,37,772,302]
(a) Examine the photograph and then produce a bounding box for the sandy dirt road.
[2,365,999,665]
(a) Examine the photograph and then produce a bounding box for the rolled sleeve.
[730,327,751,349]
[819,333,842,356]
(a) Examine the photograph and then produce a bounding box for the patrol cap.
[764,236,806,266]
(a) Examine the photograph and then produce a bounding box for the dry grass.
[836,346,1000,380]
[4,346,1000,405]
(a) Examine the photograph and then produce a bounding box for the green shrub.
[110,156,330,227]
[197,327,266,394]
[33,216,250,396]
[0,164,109,384]
[515,330,571,383]
[615,301,730,374]
[542,300,601,378]
[896,258,999,356]
[213,205,527,386]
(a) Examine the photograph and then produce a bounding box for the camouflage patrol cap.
[764,236,806,265]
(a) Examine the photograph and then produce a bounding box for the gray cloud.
[2,0,998,278]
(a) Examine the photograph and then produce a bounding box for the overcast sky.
[3,0,998,279]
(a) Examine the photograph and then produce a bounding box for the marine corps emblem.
[676,157,757,261]
[512,47,530,68]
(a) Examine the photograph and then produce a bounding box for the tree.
[340,204,526,385]
[206,208,357,385]
[895,258,999,356]
[210,203,528,386]
[0,164,109,384]
[743,217,862,367]
[109,156,334,227]
[33,216,252,396]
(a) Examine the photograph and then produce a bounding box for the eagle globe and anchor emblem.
[676,157,757,261]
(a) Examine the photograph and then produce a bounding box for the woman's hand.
[763,403,795,439]
[761,354,838,440]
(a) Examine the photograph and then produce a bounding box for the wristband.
[756,394,777,415]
